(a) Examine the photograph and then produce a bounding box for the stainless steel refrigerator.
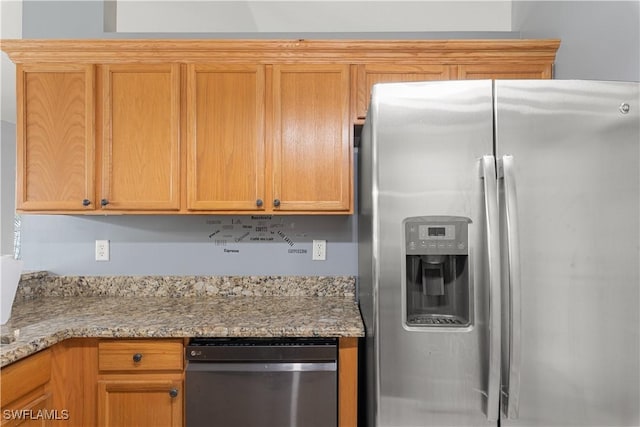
[358,79,639,427]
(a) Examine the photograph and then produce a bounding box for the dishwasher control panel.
[186,337,338,362]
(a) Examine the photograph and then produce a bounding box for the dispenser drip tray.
[407,314,467,326]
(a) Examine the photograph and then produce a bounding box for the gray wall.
[19,214,357,276]
[513,1,640,81]
[22,1,518,40]
[1,121,16,256]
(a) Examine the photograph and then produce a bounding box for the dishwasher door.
[185,338,338,427]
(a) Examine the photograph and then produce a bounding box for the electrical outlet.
[312,240,326,261]
[95,240,110,261]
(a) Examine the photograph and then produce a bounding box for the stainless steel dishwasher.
[185,337,338,427]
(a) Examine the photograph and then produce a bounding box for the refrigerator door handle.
[501,155,522,419]
[481,155,501,422]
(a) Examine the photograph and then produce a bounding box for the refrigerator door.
[495,80,640,427]
[368,80,496,427]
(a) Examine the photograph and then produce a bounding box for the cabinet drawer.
[98,340,183,372]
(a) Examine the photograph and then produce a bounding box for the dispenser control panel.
[405,216,470,256]
[419,224,456,240]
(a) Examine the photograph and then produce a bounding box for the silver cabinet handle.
[481,155,501,422]
[501,155,522,419]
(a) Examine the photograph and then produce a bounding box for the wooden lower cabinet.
[2,337,357,427]
[1,393,54,427]
[0,349,54,427]
[96,339,184,427]
[338,337,358,427]
[97,376,182,427]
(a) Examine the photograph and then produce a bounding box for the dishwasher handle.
[187,362,337,373]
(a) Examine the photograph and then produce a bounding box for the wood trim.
[180,64,188,213]
[339,337,358,427]
[1,39,560,64]
[264,65,275,211]
[50,338,98,427]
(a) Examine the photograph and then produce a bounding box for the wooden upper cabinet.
[271,64,351,213]
[456,63,553,80]
[100,64,181,211]
[2,39,559,215]
[16,64,95,211]
[186,64,265,211]
[354,64,453,120]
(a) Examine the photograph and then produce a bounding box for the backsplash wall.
[19,214,357,276]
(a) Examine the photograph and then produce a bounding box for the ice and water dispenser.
[404,216,471,327]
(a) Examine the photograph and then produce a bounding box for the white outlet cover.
[312,239,326,261]
[95,240,110,261]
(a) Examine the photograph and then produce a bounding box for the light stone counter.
[0,273,363,367]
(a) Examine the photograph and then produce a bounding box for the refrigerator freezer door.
[495,80,640,427]
[368,80,496,427]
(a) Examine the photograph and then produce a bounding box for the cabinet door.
[100,64,180,211]
[354,64,452,120]
[0,393,53,427]
[456,63,552,80]
[186,64,265,211]
[16,64,95,211]
[271,64,351,212]
[97,378,182,427]
[0,348,53,426]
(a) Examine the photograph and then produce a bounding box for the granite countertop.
[0,273,364,367]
